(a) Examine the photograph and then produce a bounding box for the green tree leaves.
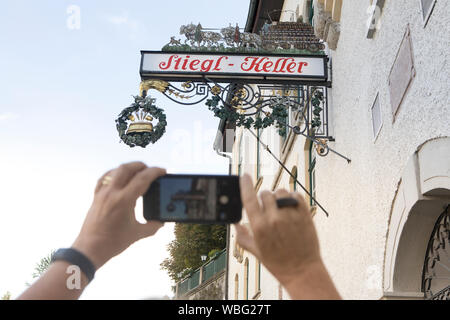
[161,224,226,281]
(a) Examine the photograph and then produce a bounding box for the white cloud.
[107,14,129,26]
[0,112,18,121]
[106,12,141,39]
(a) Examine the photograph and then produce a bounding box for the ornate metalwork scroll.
[422,205,450,300]
[140,79,332,138]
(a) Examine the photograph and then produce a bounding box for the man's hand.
[235,174,340,299]
[72,162,166,269]
[18,162,166,300]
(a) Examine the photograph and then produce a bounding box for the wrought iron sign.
[116,22,337,156]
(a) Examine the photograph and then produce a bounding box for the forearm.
[17,261,89,300]
[283,261,341,300]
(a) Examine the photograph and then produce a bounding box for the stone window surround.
[314,0,343,50]
[366,0,386,39]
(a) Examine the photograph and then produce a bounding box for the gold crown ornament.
[126,110,154,134]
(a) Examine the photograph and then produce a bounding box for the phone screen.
[143,174,242,223]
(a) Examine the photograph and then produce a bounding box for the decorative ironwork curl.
[422,205,450,300]
[137,78,349,160]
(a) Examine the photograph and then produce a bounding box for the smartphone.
[143,174,242,224]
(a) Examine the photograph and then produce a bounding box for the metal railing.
[176,249,226,297]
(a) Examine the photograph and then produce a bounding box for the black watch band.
[51,248,96,282]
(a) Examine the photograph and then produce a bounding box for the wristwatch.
[51,248,96,282]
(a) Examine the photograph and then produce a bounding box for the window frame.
[419,0,437,27]
[256,127,262,180]
[366,0,386,39]
[238,132,243,176]
[371,93,383,142]
[290,166,298,192]
[234,274,239,300]
[257,261,261,292]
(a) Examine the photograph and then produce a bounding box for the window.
[308,143,316,207]
[238,133,243,176]
[420,0,436,26]
[388,27,415,119]
[244,258,249,300]
[234,274,239,300]
[289,166,298,192]
[371,93,382,139]
[280,111,289,143]
[366,0,386,39]
[255,260,261,293]
[308,0,314,25]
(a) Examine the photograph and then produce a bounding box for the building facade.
[221,0,450,300]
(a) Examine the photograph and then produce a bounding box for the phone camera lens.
[220,212,227,220]
[219,195,229,205]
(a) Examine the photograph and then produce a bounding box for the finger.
[95,169,115,194]
[122,167,167,201]
[290,192,310,214]
[274,188,290,199]
[259,190,277,214]
[137,221,165,239]
[240,174,262,225]
[234,224,260,258]
[111,162,147,189]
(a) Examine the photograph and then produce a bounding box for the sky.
[0,0,249,299]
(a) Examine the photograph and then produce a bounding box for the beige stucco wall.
[227,0,450,300]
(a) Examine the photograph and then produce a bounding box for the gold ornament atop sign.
[139,79,169,96]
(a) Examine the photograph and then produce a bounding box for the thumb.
[137,221,165,239]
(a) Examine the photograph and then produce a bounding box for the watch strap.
[51,248,96,282]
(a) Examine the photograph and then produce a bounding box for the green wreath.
[115,95,167,148]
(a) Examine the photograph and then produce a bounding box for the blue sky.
[0,0,249,299]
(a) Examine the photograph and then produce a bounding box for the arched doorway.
[384,137,450,299]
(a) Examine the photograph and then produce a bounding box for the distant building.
[216,0,450,300]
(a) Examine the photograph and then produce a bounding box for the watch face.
[422,206,450,300]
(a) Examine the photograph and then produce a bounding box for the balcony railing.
[176,249,226,298]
